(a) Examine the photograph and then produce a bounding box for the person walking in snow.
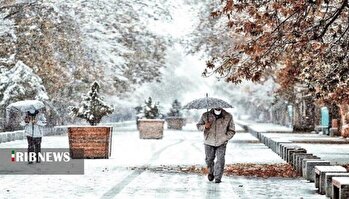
[197,107,235,183]
[20,109,47,164]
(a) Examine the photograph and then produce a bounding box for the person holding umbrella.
[183,94,236,183]
[20,109,47,164]
[196,107,235,183]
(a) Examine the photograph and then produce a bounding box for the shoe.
[208,173,214,181]
[28,161,33,164]
[215,179,221,183]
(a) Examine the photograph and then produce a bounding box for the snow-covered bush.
[0,61,49,106]
[0,1,173,125]
[70,81,114,126]
[142,97,161,119]
[167,99,183,117]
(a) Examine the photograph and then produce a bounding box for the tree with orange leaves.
[187,0,349,129]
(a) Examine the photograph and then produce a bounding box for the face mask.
[214,109,222,115]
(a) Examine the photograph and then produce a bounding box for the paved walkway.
[249,130,349,165]
[0,122,327,199]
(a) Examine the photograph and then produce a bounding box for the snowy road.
[0,122,326,199]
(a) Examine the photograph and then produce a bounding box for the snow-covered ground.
[248,122,293,133]
[0,122,327,198]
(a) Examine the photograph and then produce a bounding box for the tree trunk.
[339,104,349,133]
[293,102,302,131]
[328,103,340,128]
[293,99,315,132]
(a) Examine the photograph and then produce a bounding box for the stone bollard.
[325,173,349,197]
[283,145,299,160]
[314,166,347,194]
[287,148,307,164]
[332,177,349,199]
[260,134,266,144]
[267,137,273,148]
[254,130,260,138]
[276,140,292,155]
[292,153,309,169]
[295,154,316,173]
[263,136,268,146]
[281,145,297,160]
[266,137,272,148]
[303,160,330,182]
[270,139,280,153]
[268,139,275,152]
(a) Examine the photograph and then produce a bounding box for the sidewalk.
[0,122,326,199]
[244,121,349,165]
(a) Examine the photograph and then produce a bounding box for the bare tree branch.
[317,0,348,39]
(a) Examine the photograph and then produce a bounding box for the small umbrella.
[182,94,233,110]
[6,100,45,113]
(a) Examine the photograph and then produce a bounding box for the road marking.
[100,139,184,199]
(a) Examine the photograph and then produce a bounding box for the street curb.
[245,121,349,197]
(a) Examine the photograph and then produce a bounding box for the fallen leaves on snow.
[129,163,299,178]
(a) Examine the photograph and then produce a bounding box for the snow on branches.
[192,0,349,105]
[167,99,183,117]
[0,61,49,107]
[0,0,174,123]
[70,81,114,126]
[142,97,161,119]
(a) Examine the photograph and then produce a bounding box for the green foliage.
[167,99,183,117]
[143,97,161,119]
[70,81,114,126]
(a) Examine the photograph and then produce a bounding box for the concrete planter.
[138,119,164,139]
[166,117,186,130]
[68,126,112,159]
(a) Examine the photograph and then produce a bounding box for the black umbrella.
[182,94,233,110]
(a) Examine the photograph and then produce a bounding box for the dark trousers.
[27,136,42,162]
[205,143,227,181]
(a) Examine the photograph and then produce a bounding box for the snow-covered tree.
[70,81,114,126]
[185,0,349,129]
[0,60,50,129]
[143,97,161,119]
[167,99,183,117]
[184,0,232,60]
[43,0,171,93]
[0,60,49,107]
[0,0,173,124]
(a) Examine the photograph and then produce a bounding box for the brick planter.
[138,119,164,139]
[166,117,186,130]
[68,126,112,159]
